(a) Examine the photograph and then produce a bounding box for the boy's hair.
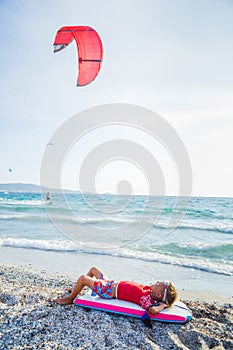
[166,282,178,307]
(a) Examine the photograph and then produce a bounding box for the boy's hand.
[158,302,168,308]
[148,302,168,315]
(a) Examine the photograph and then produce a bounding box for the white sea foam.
[0,237,232,276]
[153,221,233,234]
[0,199,43,206]
[0,237,80,252]
[0,214,31,220]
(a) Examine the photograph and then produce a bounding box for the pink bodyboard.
[74,292,192,324]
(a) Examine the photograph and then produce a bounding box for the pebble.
[0,263,232,349]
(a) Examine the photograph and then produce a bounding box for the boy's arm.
[148,302,168,315]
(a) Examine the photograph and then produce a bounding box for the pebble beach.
[0,264,232,350]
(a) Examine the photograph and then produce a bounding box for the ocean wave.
[182,208,233,220]
[70,216,112,224]
[69,216,131,225]
[0,214,33,220]
[30,211,233,234]
[0,199,43,207]
[1,207,232,235]
[43,213,134,226]
[0,238,80,252]
[146,242,233,261]
[0,213,45,221]
[0,237,232,276]
[153,222,233,234]
[129,250,233,277]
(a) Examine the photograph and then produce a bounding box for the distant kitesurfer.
[46,192,51,202]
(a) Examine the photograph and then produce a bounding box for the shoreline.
[0,246,232,298]
[0,263,232,349]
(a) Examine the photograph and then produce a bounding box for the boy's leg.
[65,266,104,294]
[87,266,104,279]
[55,274,94,305]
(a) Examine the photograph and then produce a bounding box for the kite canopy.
[53,26,103,86]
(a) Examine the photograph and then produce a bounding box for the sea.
[0,189,232,296]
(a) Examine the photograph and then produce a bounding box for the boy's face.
[151,281,164,300]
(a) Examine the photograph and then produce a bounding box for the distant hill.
[0,183,44,193]
[0,183,78,193]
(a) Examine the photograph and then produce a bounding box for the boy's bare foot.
[55,296,73,305]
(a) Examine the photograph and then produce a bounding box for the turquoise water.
[0,190,232,279]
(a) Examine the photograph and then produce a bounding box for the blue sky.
[0,0,233,196]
